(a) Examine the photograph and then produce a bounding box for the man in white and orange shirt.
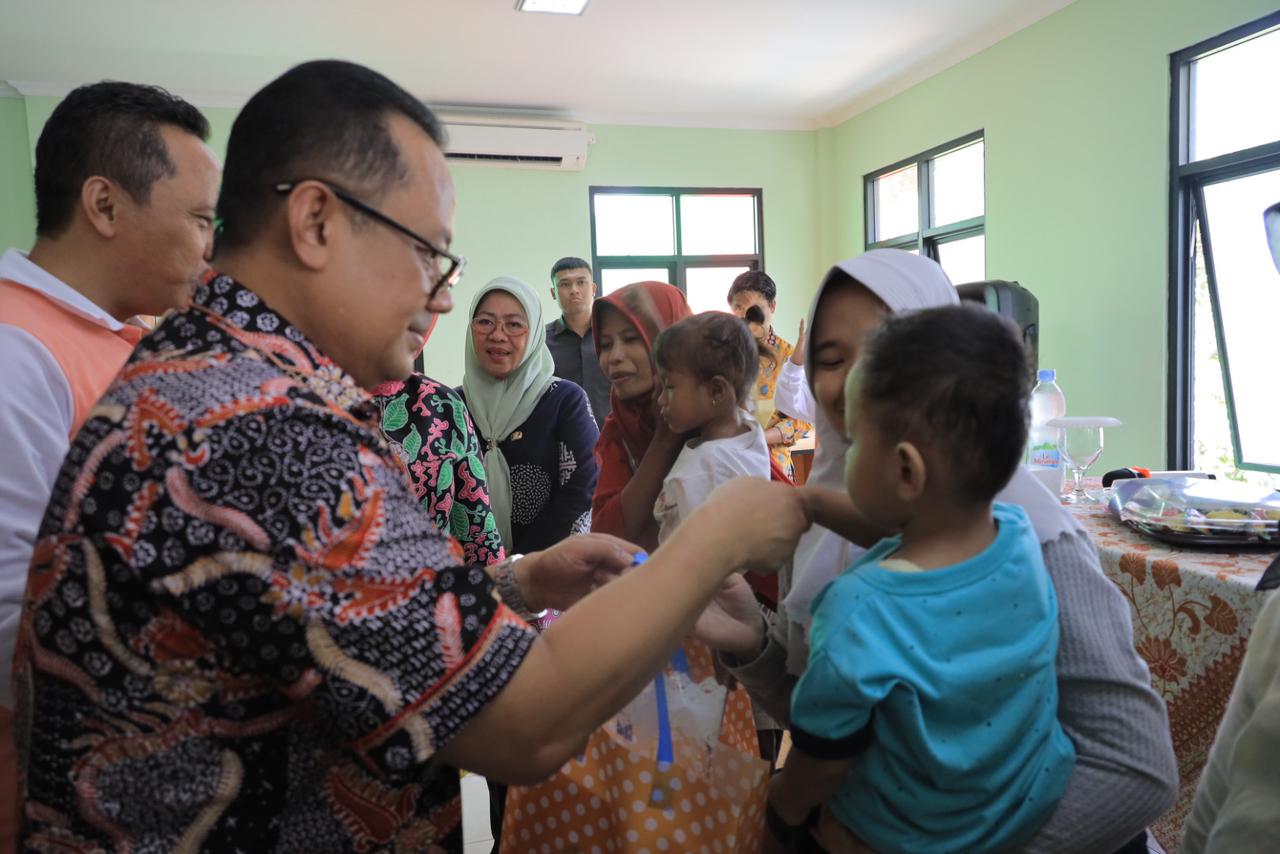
[0,81,219,846]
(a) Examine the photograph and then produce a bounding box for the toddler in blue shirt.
[767,304,1075,853]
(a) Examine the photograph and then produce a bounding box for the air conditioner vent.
[438,114,595,172]
[446,152,566,166]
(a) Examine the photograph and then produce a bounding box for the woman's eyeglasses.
[471,316,529,337]
[273,178,465,299]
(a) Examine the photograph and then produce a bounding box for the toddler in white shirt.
[651,312,772,543]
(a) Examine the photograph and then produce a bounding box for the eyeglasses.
[273,178,465,298]
[471,316,530,337]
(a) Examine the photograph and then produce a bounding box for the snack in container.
[1107,476,1280,546]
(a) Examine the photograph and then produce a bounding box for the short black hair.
[215,60,445,252]
[34,82,210,237]
[727,270,777,304]
[857,304,1031,502]
[551,257,592,283]
[653,312,768,404]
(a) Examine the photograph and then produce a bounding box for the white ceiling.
[0,0,1075,130]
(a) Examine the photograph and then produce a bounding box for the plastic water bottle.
[1027,369,1066,495]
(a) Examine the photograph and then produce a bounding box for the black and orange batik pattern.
[14,274,536,853]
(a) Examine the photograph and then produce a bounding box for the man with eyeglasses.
[15,60,809,852]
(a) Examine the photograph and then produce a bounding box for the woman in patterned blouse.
[727,270,814,479]
[375,373,505,566]
[460,276,599,555]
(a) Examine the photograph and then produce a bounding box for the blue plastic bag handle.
[671,646,690,675]
[654,673,673,766]
[655,648,693,767]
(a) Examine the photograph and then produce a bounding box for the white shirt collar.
[0,248,127,332]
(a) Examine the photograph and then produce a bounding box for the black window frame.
[863,130,986,270]
[588,186,765,302]
[1166,10,1280,471]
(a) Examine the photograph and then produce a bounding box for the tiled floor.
[461,772,493,853]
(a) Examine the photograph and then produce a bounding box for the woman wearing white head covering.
[702,250,1177,853]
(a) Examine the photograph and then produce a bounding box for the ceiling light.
[516,0,590,15]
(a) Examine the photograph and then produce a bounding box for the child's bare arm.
[798,485,886,548]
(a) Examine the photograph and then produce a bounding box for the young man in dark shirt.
[545,256,610,426]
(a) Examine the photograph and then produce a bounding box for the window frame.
[863,130,986,266]
[1166,10,1280,472]
[588,186,765,302]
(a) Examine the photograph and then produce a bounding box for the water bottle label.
[1028,442,1060,469]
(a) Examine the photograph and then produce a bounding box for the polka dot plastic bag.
[501,639,768,852]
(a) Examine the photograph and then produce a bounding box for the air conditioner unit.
[438,114,596,172]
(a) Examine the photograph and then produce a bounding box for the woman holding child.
[592,280,794,554]
[590,281,694,550]
[698,250,1179,853]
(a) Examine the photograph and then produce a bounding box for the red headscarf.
[589,282,692,547]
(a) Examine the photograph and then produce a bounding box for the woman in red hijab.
[591,281,792,582]
[590,282,693,551]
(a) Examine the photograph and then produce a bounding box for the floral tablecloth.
[1068,502,1277,851]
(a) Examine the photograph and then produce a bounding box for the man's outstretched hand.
[519,534,642,612]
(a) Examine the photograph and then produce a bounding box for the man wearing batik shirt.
[15,61,810,852]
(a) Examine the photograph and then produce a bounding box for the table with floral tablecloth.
[1067,502,1277,852]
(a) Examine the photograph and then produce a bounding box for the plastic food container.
[1108,476,1280,547]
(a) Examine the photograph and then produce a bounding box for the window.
[1169,12,1280,485]
[589,187,764,314]
[864,132,985,284]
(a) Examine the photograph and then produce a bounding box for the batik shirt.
[756,331,813,479]
[14,274,537,853]
[376,376,505,566]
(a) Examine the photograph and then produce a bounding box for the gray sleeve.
[719,615,797,726]
[1023,531,1179,853]
[720,558,804,725]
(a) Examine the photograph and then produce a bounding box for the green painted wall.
[0,0,1273,457]
[821,0,1279,472]
[22,96,58,154]
[0,98,35,248]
